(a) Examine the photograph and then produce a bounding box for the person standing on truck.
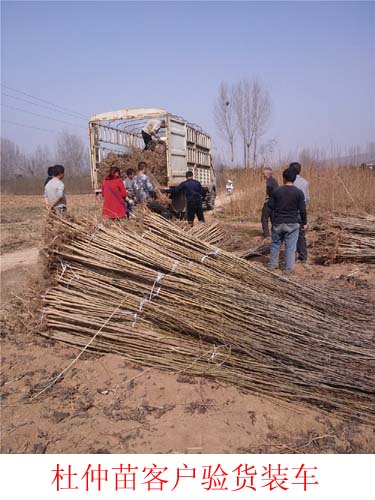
[101,167,128,219]
[141,119,166,150]
[288,162,310,268]
[267,167,307,273]
[170,171,206,226]
[261,167,279,237]
[133,162,154,203]
[44,165,67,214]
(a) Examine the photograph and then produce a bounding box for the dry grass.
[0,194,100,253]
[216,166,375,219]
[1,176,92,195]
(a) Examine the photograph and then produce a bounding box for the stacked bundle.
[39,213,375,424]
[312,214,375,264]
[187,222,227,246]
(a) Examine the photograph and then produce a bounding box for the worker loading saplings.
[142,119,166,150]
[133,162,154,203]
[169,171,206,226]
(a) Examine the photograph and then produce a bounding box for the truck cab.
[88,108,216,211]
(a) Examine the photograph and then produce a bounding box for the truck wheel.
[171,191,187,213]
[206,192,216,210]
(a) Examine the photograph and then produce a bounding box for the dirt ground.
[1,193,374,454]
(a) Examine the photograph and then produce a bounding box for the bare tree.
[0,138,26,179]
[1,138,54,179]
[56,131,89,175]
[258,138,277,167]
[25,145,51,177]
[234,80,254,168]
[214,82,237,164]
[251,79,271,168]
[233,79,271,168]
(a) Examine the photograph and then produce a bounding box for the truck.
[88,108,216,212]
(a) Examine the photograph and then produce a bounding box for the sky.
[1,0,374,162]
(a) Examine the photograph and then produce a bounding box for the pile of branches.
[187,222,227,246]
[39,213,375,424]
[312,214,375,265]
[237,240,270,259]
[98,145,167,186]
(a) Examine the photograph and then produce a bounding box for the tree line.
[214,79,275,168]
[0,132,89,180]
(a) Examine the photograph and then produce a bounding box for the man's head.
[126,167,135,179]
[186,171,194,179]
[289,162,301,175]
[160,120,166,128]
[263,167,273,179]
[53,165,65,179]
[138,161,147,173]
[47,166,55,177]
[282,167,297,184]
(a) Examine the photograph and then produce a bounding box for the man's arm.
[44,185,50,207]
[298,192,307,226]
[150,122,161,138]
[145,176,154,193]
[266,180,275,198]
[267,192,276,210]
[49,183,65,209]
[170,181,184,195]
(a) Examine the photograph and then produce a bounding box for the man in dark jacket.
[171,171,206,225]
[267,167,307,273]
[261,167,279,237]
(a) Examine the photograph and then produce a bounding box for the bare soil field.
[1,193,374,454]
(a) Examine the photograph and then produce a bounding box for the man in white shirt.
[44,164,66,214]
[142,119,166,150]
[289,162,310,268]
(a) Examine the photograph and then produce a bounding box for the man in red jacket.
[101,167,128,219]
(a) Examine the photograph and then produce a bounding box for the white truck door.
[166,116,187,186]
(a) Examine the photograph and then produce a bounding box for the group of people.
[101,162,154,219]
[261,162,310,273]
[101,165,207,225]
[43,159,207,226]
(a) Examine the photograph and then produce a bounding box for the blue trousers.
[269,223,300,271]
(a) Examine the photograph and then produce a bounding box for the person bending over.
[141,119,166,150]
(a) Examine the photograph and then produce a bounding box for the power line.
[1,83,88,120]
[1,103,87,130]
[2,92,87,122]
[3,120,56,133]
